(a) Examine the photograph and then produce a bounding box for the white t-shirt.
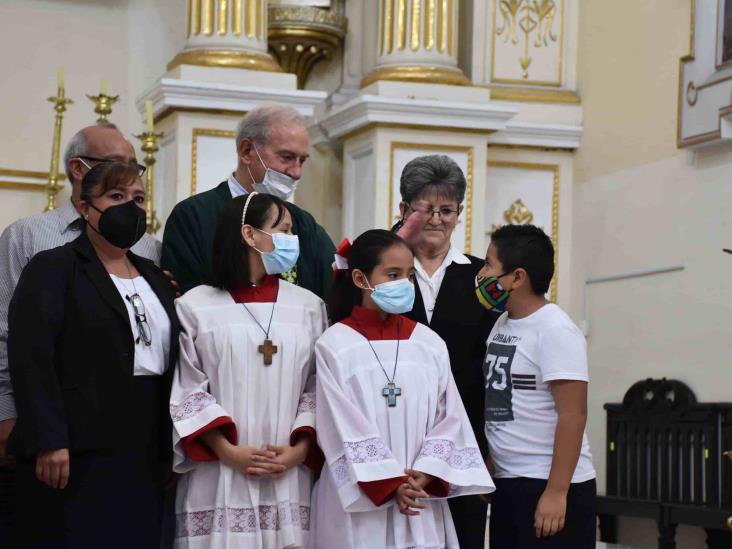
[483,303,595,483]
[110,274,171,376]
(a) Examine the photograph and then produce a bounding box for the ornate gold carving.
[447,0,454,55]
[677,0,732,147]
[233,0,242,35]
[268,6,347,89]
[496,0,558,79]
[218,0,229,35]
[86,92,119,124]
[487,160,560,302]
[134,131,164,235]
[382,0,394,54]
[191,128,236,195]
[425,0,435,50]
[190,0,200,36]
[686,81,698,106]
[411,0,421,51]
[361,64,470,87]
[203,0,215,36]
[167,48,281,72]
[45,86,73,212]
[397,0,408,51]
[503,198,534,225]
[389,142,474,254]
[485,85,580,104]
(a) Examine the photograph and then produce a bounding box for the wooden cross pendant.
[382,383,402,407]
[258,339,278,366]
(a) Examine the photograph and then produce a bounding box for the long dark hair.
[328,229,412,323]
[209,193,287,291]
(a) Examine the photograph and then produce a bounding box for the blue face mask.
[255,230,300,275]
[365,277,415,315]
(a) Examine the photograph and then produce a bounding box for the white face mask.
[248,145,299,200]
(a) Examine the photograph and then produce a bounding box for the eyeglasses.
[77,156,147,178]
[407,203,460,220]
[126,293,152,346]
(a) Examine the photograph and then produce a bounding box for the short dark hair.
[209,193,287,291]
[399,154,467,205]
[327,229,412,323]
[80,161,140,202]
[490,224,554,295]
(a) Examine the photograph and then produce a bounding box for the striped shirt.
[0,201,161,420]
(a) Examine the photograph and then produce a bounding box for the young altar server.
[309,229,494,549]
[170,192,327,549]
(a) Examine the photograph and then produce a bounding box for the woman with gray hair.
[395,154,500,548]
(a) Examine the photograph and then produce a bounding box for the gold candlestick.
[45,86,73,212]
[134,130,164,234]
[86,92,119,124]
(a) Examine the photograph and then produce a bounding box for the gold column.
[169,0,281,72]
[363,0,469,87]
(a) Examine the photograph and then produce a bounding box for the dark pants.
[448,495,488,549]
[489,477,597,549]
[0,465,14,546]
[12,376,169,549]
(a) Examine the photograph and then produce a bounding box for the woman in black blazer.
[8,161,179,548]
[393,154,501,549]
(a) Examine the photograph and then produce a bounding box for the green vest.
[161,182,335,299]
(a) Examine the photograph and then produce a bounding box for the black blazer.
[405,255,500,459]
[7,232,180,459]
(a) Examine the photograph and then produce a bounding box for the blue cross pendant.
[382,382,402,407]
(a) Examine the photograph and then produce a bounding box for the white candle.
[57,68,64,90]
[100,80,108,96]
[145,100,154,132]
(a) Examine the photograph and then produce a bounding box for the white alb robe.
[309,313,494,549]
[170,280,327,549]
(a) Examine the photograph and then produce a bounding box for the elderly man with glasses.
[0,123,161,539]
[395,154,501,549]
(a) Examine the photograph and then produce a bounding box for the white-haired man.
[161,103,335,297]
[0,124,161,537]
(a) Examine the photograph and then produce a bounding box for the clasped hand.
[221,440,308,480]
[395,468,433,516]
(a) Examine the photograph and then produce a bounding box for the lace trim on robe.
[175,504,310,537]
[170,391,216,423]
[418,439,484,469]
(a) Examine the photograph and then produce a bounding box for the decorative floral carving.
[496,0,558,78]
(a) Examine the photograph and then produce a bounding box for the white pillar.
[168,0,281,72]
[362,0,469,87]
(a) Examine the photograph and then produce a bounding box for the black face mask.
[87,200,146,249]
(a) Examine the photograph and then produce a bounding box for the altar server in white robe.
[170,192,327,549]
[310,229,494,549]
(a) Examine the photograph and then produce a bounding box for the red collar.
[229,275,279,303]
[340,306,417,341]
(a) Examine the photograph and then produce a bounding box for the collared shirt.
[414,245,471,323]
[228,173,249,198]
[0,201,161,420]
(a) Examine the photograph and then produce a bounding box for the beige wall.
[0,0,183,229]
[573,1,730,546]
[574,0,691,183]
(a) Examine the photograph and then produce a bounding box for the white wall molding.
[318,94,518,140]
[136,78,327,120]
[487,121,583,149]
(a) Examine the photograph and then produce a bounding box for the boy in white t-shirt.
[475,224,596,548]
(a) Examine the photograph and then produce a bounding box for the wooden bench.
[597,378,732,549]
